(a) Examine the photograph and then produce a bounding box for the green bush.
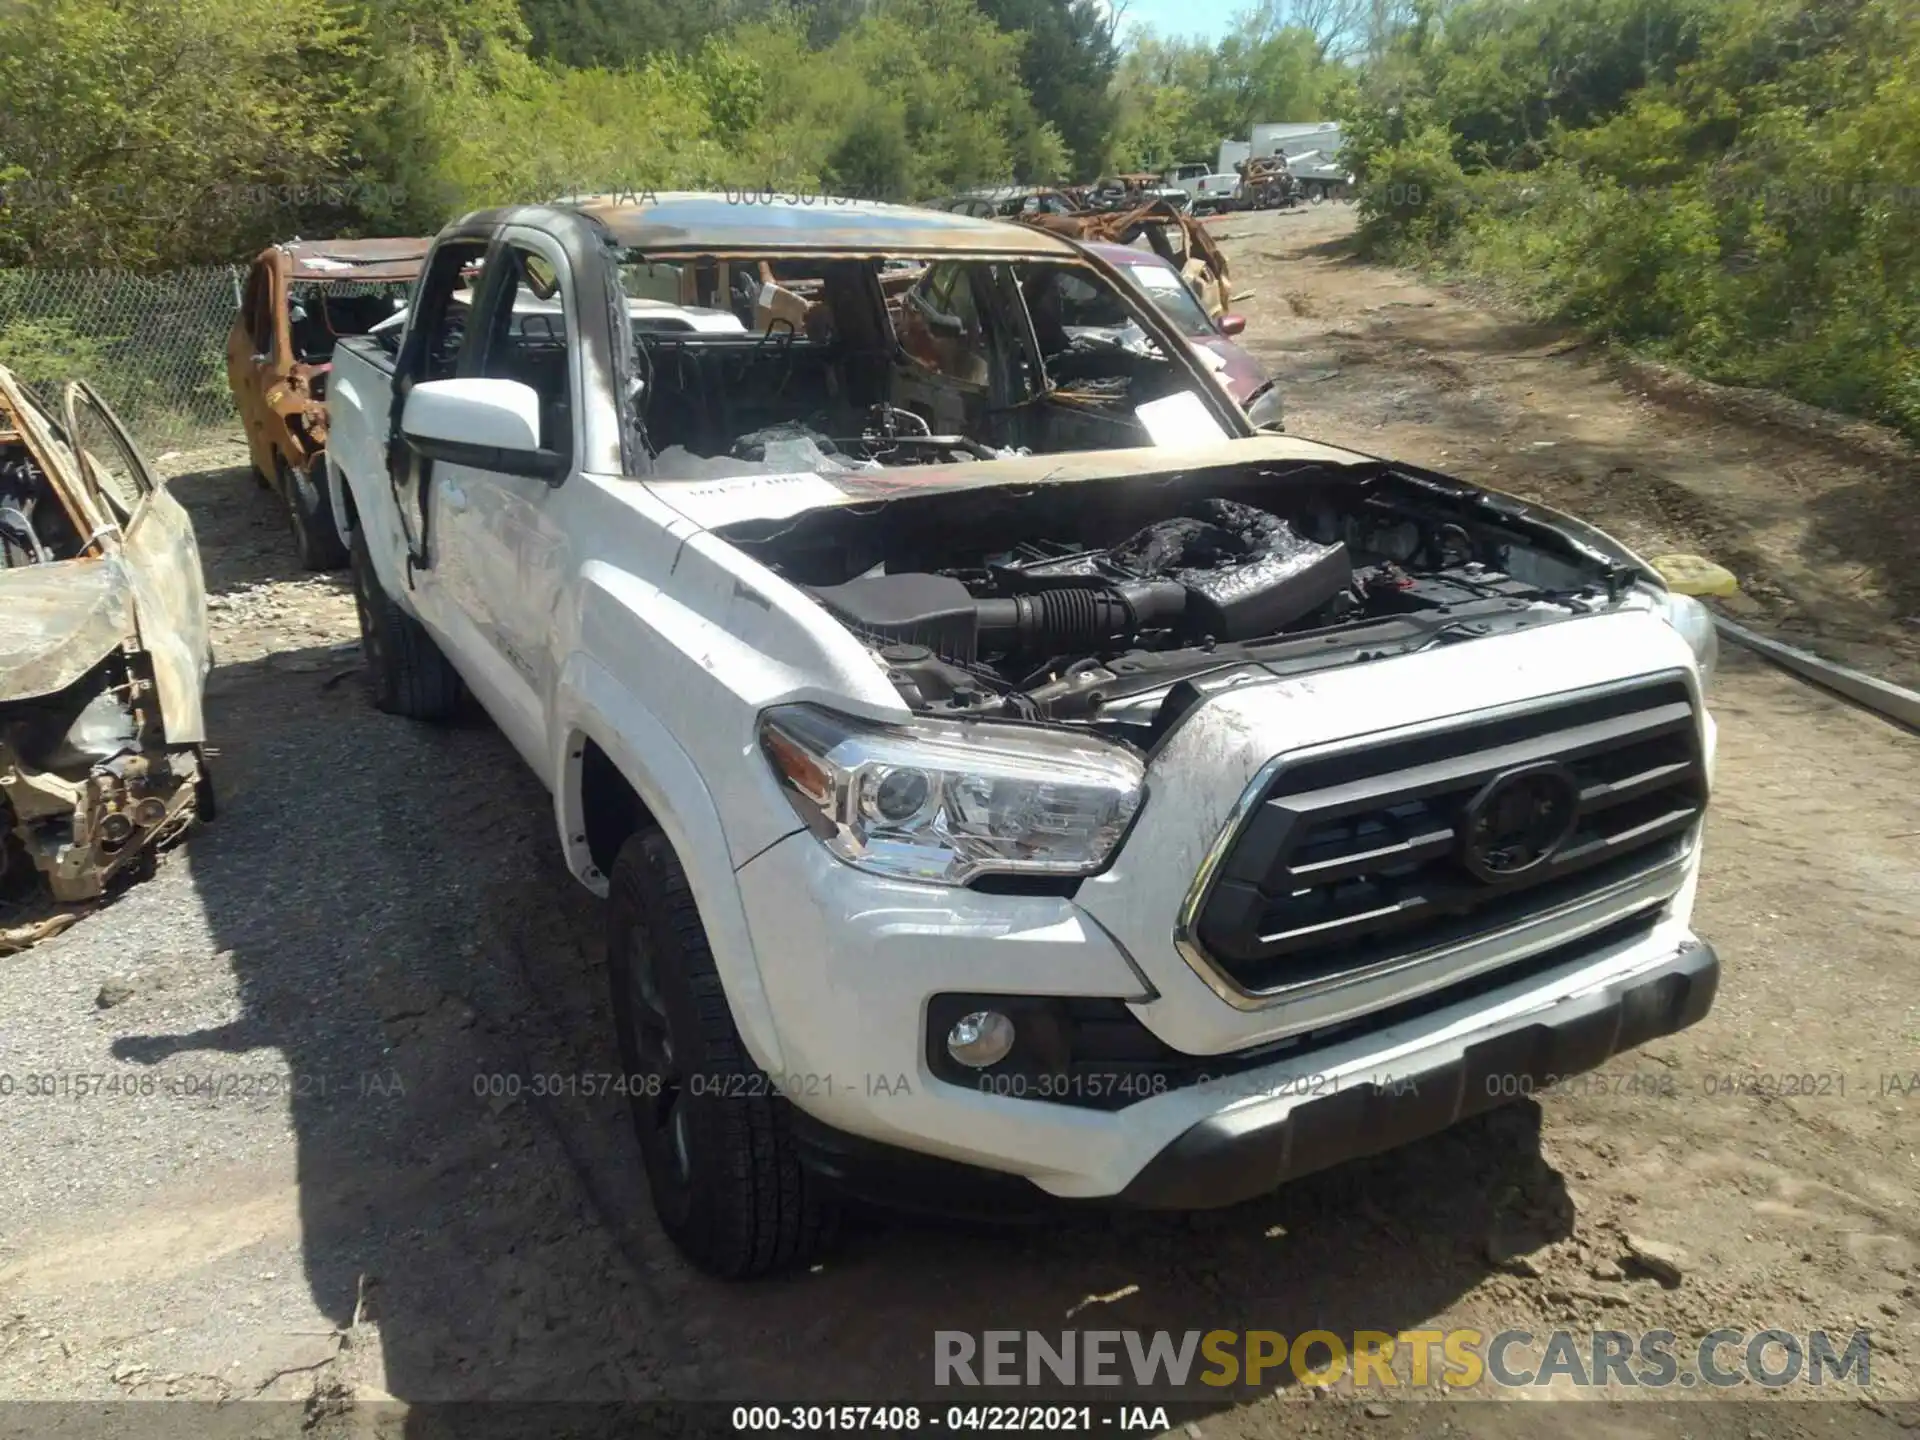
[1356,129,1477,257]
[0,0,365,267]
[824,98,915,202]
[1345,0,1920,440]
[0,315,117,381]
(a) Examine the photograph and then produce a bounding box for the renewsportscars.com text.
[934,1328,1873,1391]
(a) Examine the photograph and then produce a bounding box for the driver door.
[404,235,578,769]
[62,382,211,745]
[228,254,283,479]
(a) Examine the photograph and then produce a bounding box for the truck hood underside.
[643,435,1368,529]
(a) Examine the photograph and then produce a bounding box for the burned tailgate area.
[0,370,210,948]
[1024,198,1234,320]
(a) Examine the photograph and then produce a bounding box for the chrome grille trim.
[1174,670,1706,1017]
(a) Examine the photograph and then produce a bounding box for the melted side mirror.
[1243,381,1285,432]
[1218,313,1247,337]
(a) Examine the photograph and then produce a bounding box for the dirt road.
[0,207,1914,1437]
[1222,204,1920,690]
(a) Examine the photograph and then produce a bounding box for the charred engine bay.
[724,464,1641,743]
[1,441,84,567]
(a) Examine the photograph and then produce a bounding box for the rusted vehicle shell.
[0,369,211,939]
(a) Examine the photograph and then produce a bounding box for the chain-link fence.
[0,267,245,452]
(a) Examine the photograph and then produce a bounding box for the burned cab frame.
[0,367,211,923]
[596,214,1242,481]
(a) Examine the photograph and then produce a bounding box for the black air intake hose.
[975,580,1186,652]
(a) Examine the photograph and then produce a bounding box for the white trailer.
[1250,121,1344,159]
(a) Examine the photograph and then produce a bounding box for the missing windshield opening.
[624,252,1220,477]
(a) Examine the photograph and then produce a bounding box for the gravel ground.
[0,210,1914,1438]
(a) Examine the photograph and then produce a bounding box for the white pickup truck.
[1182,173,1243,214]
[324,194,1720,1278]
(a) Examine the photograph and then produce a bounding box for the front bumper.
[788,937,1717,1217]
[1119,936,1716,1208]
[730,616,1717,1205]
[736,827,1714,1204]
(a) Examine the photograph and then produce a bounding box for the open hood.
[642,433,1368,530]
[0,557,134,703]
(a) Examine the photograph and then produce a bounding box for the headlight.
[1243,382,1284,431]
[759,705,1145,885]
[1649,587,1719,688]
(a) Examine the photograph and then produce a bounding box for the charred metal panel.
[0,558,135,703]
[117,488,210,745]
[562,193,1084,259]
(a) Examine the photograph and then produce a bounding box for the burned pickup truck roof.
[562,192,1081,258]
[280,237,432,284]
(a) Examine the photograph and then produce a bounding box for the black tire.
[349,524,465,720]
[192,744,218,824]
[608,828,838,1279]
[279,454,349,571]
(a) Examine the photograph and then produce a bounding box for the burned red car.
[1041,241,1281,427]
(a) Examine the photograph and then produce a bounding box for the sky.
[1115,0,1245,44]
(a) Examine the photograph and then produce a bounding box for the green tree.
[1347,0,1920,437]
[1109,9,1351,173]
[974,0,1121,177]
[728,0,1065,193]
[0,0,367,266]
[519,0,774,66]
[824,97,915,199]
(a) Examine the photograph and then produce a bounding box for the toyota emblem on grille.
[1460,762,1579,882]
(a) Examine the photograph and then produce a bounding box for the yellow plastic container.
[1648,554,1740,597]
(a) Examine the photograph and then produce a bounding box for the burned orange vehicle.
[226,238,427,569]
[927,187,1234,330]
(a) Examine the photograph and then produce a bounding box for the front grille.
[1191,673,1704,997]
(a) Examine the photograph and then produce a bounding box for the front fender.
[553,652,788,1075]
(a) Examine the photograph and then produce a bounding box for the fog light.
[946,1010,1015,1069]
